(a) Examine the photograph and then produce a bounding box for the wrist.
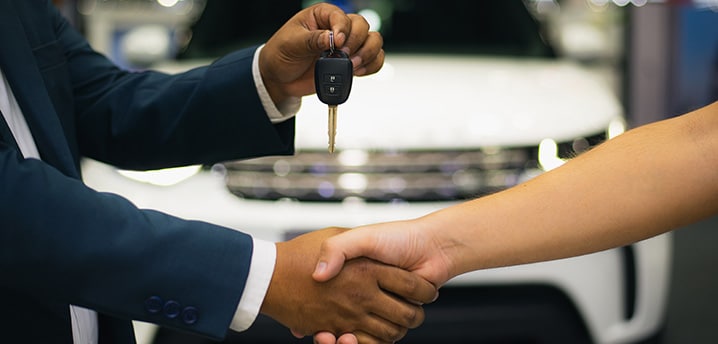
[258,48,291,106]
[259,242,286,322]
[263,78,291,106]
[418,212,468,283]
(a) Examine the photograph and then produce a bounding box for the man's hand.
[260,227,437,344]
[259,2,384,105]
[312,221,457,288]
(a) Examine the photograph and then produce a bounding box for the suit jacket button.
[144,296,163,314]
[181,306,199,325]
[163,300,181,319]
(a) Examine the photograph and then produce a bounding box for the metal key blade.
[328,105,337,153]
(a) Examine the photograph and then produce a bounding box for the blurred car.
[81,0,671,343]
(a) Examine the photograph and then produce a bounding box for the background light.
[358,9,382,31]
[157,0,180,8]
[117,165,201,186]
[538,138,566,171]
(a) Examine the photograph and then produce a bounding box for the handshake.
[259,225,442,344]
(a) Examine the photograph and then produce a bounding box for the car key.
[315,31,353,153]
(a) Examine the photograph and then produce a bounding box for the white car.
[81,1,671,343]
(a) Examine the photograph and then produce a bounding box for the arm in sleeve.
[0,146,254,340]
[49,5,295,170]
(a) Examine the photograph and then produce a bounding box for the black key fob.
[314,50,353,106]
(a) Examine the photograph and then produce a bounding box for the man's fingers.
[280,3,351,57]
[304,29,333,53]
[365,266,433,329]
[350,31,384,76]
[341,13,370,55]
[368,291,425,329]
[376,266,439,305]
[356,314,409,343]
[309,3,351,48]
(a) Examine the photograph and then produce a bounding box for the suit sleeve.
[52,3,295,170]
[0,143,254,339]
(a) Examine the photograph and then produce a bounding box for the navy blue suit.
[0,0,294,342]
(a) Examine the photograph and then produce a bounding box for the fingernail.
[336,32,346,45]
[314,261,327,275]
[351,55,362,68]
[340,46,351,56]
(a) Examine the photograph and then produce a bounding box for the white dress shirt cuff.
[252,45,301,124]
[229,238,276,332]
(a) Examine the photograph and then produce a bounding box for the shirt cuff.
[252,45,301,124]
[229,238,276,332]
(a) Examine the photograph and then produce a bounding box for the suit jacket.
[0,0,295,342]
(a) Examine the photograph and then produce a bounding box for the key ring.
[328,31,335,54]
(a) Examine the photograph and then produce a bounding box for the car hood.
[295,54,622,151]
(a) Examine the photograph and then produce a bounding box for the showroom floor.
[663,214,718,343]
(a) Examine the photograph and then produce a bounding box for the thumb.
[312,230,370,282]
[288,29,346,59]
[305,29,333,53]
[277,27,331,60]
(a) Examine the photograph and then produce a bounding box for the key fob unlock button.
[324,85,343,96]
[324,74,343,83]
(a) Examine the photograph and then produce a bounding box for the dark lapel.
[0,0,79,178]
[0,110,21,152]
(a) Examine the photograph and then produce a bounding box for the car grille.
[222,134,605,202]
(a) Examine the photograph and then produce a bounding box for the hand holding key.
[315,32,353,153]
[259,3,384,106]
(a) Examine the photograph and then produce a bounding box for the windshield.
[179,0,554,59]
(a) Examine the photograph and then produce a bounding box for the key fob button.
[325,85,342,95]
[325,74,342,83]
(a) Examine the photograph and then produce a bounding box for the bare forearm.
[425,101,718,277]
